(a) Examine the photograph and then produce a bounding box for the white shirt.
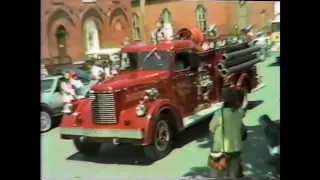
[104,67,118,77]
[70,79,83,89]
[91,65,104,78]
[104,67,111,77]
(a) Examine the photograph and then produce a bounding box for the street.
[41,57,280,179]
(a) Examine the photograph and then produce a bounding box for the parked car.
[41,69,94,132]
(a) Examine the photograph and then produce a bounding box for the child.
[69,72,84,99]
[60,71,76,113]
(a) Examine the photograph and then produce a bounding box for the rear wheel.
[144,117,173,161]
[73,137,101,156]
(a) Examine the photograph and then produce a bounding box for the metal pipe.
[223,46,261,61]
[224,43,248,53]
[223,53,258,68]
[220,58,262,77]
[216,63,226,71]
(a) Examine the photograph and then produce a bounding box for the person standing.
[69,72,84,98]
[60,71,76,114]
[89,60,105,85]
[208,88,247,178]
[121,38,130,69]
[41,62,48,78]
[151,18,173,44]
[102,60,113,80]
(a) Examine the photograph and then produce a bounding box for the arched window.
[239,1,250,29]
[132,13,141,40]
[161,9,172,25]
[196,5,207,31]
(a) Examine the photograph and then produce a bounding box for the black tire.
[143,116,173,161]
[73,137,101,156]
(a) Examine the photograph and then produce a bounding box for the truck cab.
[60,28,265,161]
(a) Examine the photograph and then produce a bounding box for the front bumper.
[60,127,144,139]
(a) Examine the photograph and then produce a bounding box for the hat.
[70,72,78,78]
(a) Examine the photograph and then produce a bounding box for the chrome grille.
[90,92,117,124]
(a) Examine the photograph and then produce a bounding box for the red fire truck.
[60,28,265,161]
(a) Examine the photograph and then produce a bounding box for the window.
[174,52,194,71]
[196,5,207,31]
[41,79,54,93]
[239,2,250,29]
[124,51,171,71]
[132,13,141,40]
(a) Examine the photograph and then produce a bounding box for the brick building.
[41,0,278,63]
[41,0,132,62]
[131,0,277,42]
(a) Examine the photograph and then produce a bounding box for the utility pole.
[140,0,146,42]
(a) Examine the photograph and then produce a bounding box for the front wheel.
[143,118,173,161]
[41,111,52,133]
[73,137,101,156]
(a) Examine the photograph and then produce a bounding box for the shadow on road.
[247,100,264,110]
[268,61,280,67]
[67,144,154,166]
[183,123,279,178]
[66,100,265,167]
[67,117,214,166]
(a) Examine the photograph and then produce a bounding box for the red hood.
[92,71,169,91]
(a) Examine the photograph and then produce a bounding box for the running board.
[182,102,223,129]
[251,83,266,93]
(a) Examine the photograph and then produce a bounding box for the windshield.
[41,79,54,93]
[123,51,171,71]
[271,22,280,33]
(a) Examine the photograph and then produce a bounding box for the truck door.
[172,51,198,117]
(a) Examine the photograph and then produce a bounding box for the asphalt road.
[41,56,280,179]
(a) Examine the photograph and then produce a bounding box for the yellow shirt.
[209,108,245,153]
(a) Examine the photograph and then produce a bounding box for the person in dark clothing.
[259,114,280,175]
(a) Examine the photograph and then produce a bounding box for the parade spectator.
[259,114,280,156]
[259,114,280,175]
[69,72,84,98]
[121,38,130,69]
[60,71,76,113]
[41,62,48,79]
[208,88,247,178]
[102,60,113,79]
[90,60,104,81]
[151,18,173,44]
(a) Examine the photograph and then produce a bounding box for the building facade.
[41,0,132,62]
[131,0,277,42]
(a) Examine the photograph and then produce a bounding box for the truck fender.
[144,99,182,145]
[236,73,251,92]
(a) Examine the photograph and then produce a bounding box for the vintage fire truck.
[60,27,265,161]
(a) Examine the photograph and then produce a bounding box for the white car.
[41,68,95,132]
